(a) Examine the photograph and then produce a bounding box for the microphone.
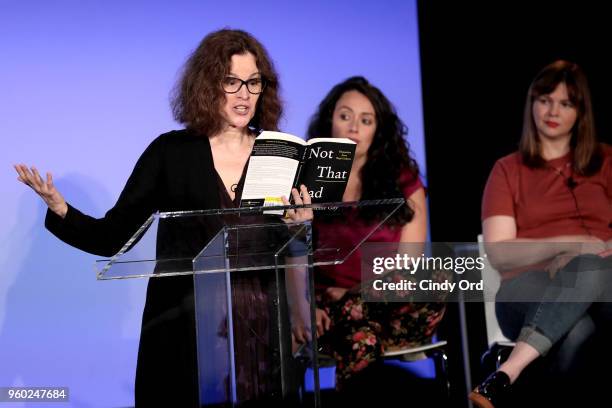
[567,177,577,189]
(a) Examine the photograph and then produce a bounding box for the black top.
[46,129,222,256]
[45,129,224,407]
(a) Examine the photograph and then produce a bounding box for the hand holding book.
[281,184,313,223]
[240,131,356,210]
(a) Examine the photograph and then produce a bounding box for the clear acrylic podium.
[95,199,405,407]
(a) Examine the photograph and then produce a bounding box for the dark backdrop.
[418,2,610,405]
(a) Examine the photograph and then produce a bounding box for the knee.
[558,255,611,286]
[562,254,607,274]
[495,301,528,341]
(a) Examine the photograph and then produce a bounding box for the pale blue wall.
[0,1,424,406]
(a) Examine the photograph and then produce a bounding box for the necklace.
[550,162,575,189]
[550,162,592,235]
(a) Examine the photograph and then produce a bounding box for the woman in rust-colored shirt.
[470,60,612,408]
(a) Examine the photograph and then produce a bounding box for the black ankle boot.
[468,371,511,408]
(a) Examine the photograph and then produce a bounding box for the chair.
[302,339,450,397]
[475,236,604,406]
[382,339,450,397]
[477,235,515,370]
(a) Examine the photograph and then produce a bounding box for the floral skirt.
[318,288,446,389]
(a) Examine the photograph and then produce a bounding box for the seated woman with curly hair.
[292,76,446,393]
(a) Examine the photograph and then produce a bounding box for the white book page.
[241,155,300,200]
[258,130,306,145]
[307,137,355,145]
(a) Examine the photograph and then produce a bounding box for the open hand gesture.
[14,164,67,218]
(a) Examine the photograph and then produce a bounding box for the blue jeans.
[496,254,612,356]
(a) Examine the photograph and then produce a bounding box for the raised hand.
[14,164,68,218]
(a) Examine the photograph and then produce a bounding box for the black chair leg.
[431,349,451,402]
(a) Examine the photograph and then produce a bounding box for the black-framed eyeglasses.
[222,76,266,94]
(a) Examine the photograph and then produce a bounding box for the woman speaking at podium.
[15,29,311,406]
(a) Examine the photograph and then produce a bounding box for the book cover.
[240,131,356,209]
[298,138,356,203]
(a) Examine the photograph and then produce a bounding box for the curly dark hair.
[520,60,602,175]
[171,29,282,136]
[307,76,420,225]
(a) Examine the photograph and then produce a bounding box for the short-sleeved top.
[482,145,612,277]
[314,169,424,290]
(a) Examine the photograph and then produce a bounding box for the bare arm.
[483,215,606,271]
[346,187,428,298]
[284,260,311,343]
[283,187,330,342]
[285,262,331,344]
[400,187,427,244]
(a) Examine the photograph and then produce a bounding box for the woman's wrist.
[50,202,68,219]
